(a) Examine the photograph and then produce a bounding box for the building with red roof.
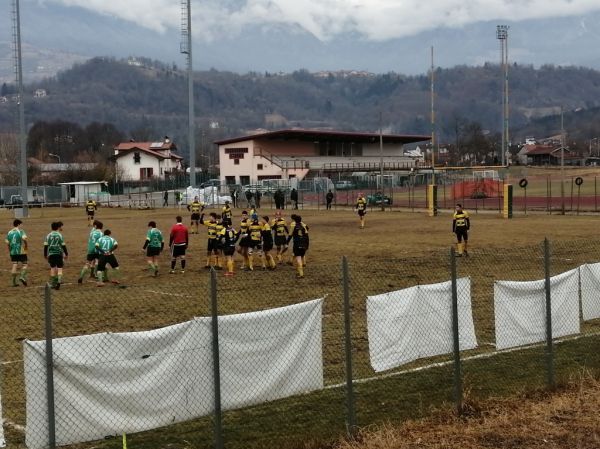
[113,137,183,181]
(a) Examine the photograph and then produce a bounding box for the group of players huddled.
[189,196,310,279]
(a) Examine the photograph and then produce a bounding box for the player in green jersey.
[5,219,28,287]
[44,221,68,289]
[78,220,103,284]
[95,229,119,286]
[142,221,164,276]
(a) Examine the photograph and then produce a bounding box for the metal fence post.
[342,256,356,437]
[210,269,223,449]
[450,248,462,414]
[44,283,56,448]
[543,238,555,388]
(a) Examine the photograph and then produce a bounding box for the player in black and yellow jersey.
[214,218,225,269]
[219,221,239,276]
[187,196,205,234]
[286,215,309,278]
[452,203,470,257]
[85,199,97,226]
[355,193,367,229]
[260,216,276,270]
[271,210,289,264]
[237,210,251,269]
[290,213,309,267]
[199,212,219,269]
[221,200,233,226]
[246,214,263,271]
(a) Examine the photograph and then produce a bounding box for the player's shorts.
[248,240,262,250]
[171,244,187,258]
[146,246,161,257]
[207,239,219,252]
[357,209,366,217]
[274,236,287,246]
[455,228,469,242]
[47,254,64,268]
[239,235,251,247]
[86,253,99,262]
[262,241,273,252]
[10,254,27,263]
[223,247,236,256]
[222,217,232,226]
[98,254,119,270]
[191,213,200,221]
[86,210,95,217]
[293,246,306,257]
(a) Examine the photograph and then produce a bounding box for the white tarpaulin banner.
[494,269,580,350]
[366,278,477,372]
[24,299,323,449]
[0,383,5,448]
[579,263,600,321]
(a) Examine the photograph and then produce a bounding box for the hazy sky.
[43,0,600,41]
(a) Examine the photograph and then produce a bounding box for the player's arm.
[22,235,27,252]
[187,204,191,211]
[169,230,174,247]
[143,238,149,249]
[465,215,471,230]
[452,217,456,233]
[5,237,9,253]
[62,244,68,258]
[43,242,48,258]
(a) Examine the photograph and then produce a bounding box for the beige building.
[215,129,430,186]
[113,138,183,181]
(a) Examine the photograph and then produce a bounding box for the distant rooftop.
[214,129,430,146]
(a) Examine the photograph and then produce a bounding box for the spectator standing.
[290,188,299,209]
[163,191,169,207]
[255,189,262,208]
[245,190,253,208]
[326,190,334,210]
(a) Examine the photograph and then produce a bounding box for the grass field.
[1,204,600,448]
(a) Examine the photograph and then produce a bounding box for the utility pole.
[181,0,196,187]
[560,108,566,215]
[379,112,384,211]
[430,46,436,185]
[13,0,28,217]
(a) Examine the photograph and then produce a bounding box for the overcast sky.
[42,0,600,41]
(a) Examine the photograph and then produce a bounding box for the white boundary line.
[324,330,600,389]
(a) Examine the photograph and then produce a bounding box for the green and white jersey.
[87,228,103,254]
[96,235,118,254]
[6,227,27,255]
[146,228,164,248]
[44,231,65,256]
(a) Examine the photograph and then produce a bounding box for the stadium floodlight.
[496,25,509,167]
[181,0,196,187]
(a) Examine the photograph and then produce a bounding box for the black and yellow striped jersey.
[453,211,470,231]
[271,217,289,237]
[356,198,367,211]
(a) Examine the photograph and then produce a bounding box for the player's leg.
[455,232,464,256]
[463,232,469,256]
[10,260,19,286]
[19,259,28,286]
[109,256,121,284]
[96,256,106,285]
[56,257,64,288]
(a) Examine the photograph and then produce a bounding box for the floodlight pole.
[181,0,196,187]
[430,46,436,185]
[13,0,28,216]
[497,25,509,167]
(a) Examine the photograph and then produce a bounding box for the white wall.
[362,143,405,157]
[116,152,160,181]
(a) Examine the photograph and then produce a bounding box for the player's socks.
[248,255,254,270]
[57,274,63,285]
[268,255,276,269]
[181,259,186,270]
[80,267,88,280]
[90,267,96,278]
[11,273,18,286]
[171,259,176,270]
[276,253,282,263]
[19,268,27,286]
[227,259,234,273]
[297,264,304,278]
[97,271,104,283]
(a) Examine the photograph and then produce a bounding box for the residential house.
[113,137,183,181]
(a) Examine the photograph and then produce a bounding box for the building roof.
[114,141,183,160]
[214,129,431,146]
[525,145,577,157]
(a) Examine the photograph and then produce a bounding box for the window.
[225,176,236,185]
[240,176,250,185]
[133,152,141,164]
[140,167,153,179]
[257,164,263,170]
[234,159,240,165]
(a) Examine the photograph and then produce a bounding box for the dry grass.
[1,205,600,448]
[334,371,600,449]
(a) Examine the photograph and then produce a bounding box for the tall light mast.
[181,0,196,186]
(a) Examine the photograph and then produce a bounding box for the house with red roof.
[113,137,183,181]
[517,144,581,166]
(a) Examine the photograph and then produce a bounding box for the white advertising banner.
[24,299,323,449]
[579,263,600,321]
[494,269,580,350]
[367,278,477,372]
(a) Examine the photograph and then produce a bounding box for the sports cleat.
[153,270,159,277]
[19,278,27,286]
[111,280,121,285]
[204,265,211,270]
[77,278,83,284]
[169,270,176,274]
[180,270,185,274]
[296,274,304,279]
[54,283,60,290]
[12,283,19,287]
[96,283,105,288]
[224,272,234,277]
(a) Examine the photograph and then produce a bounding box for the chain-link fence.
[2,240,600,449]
